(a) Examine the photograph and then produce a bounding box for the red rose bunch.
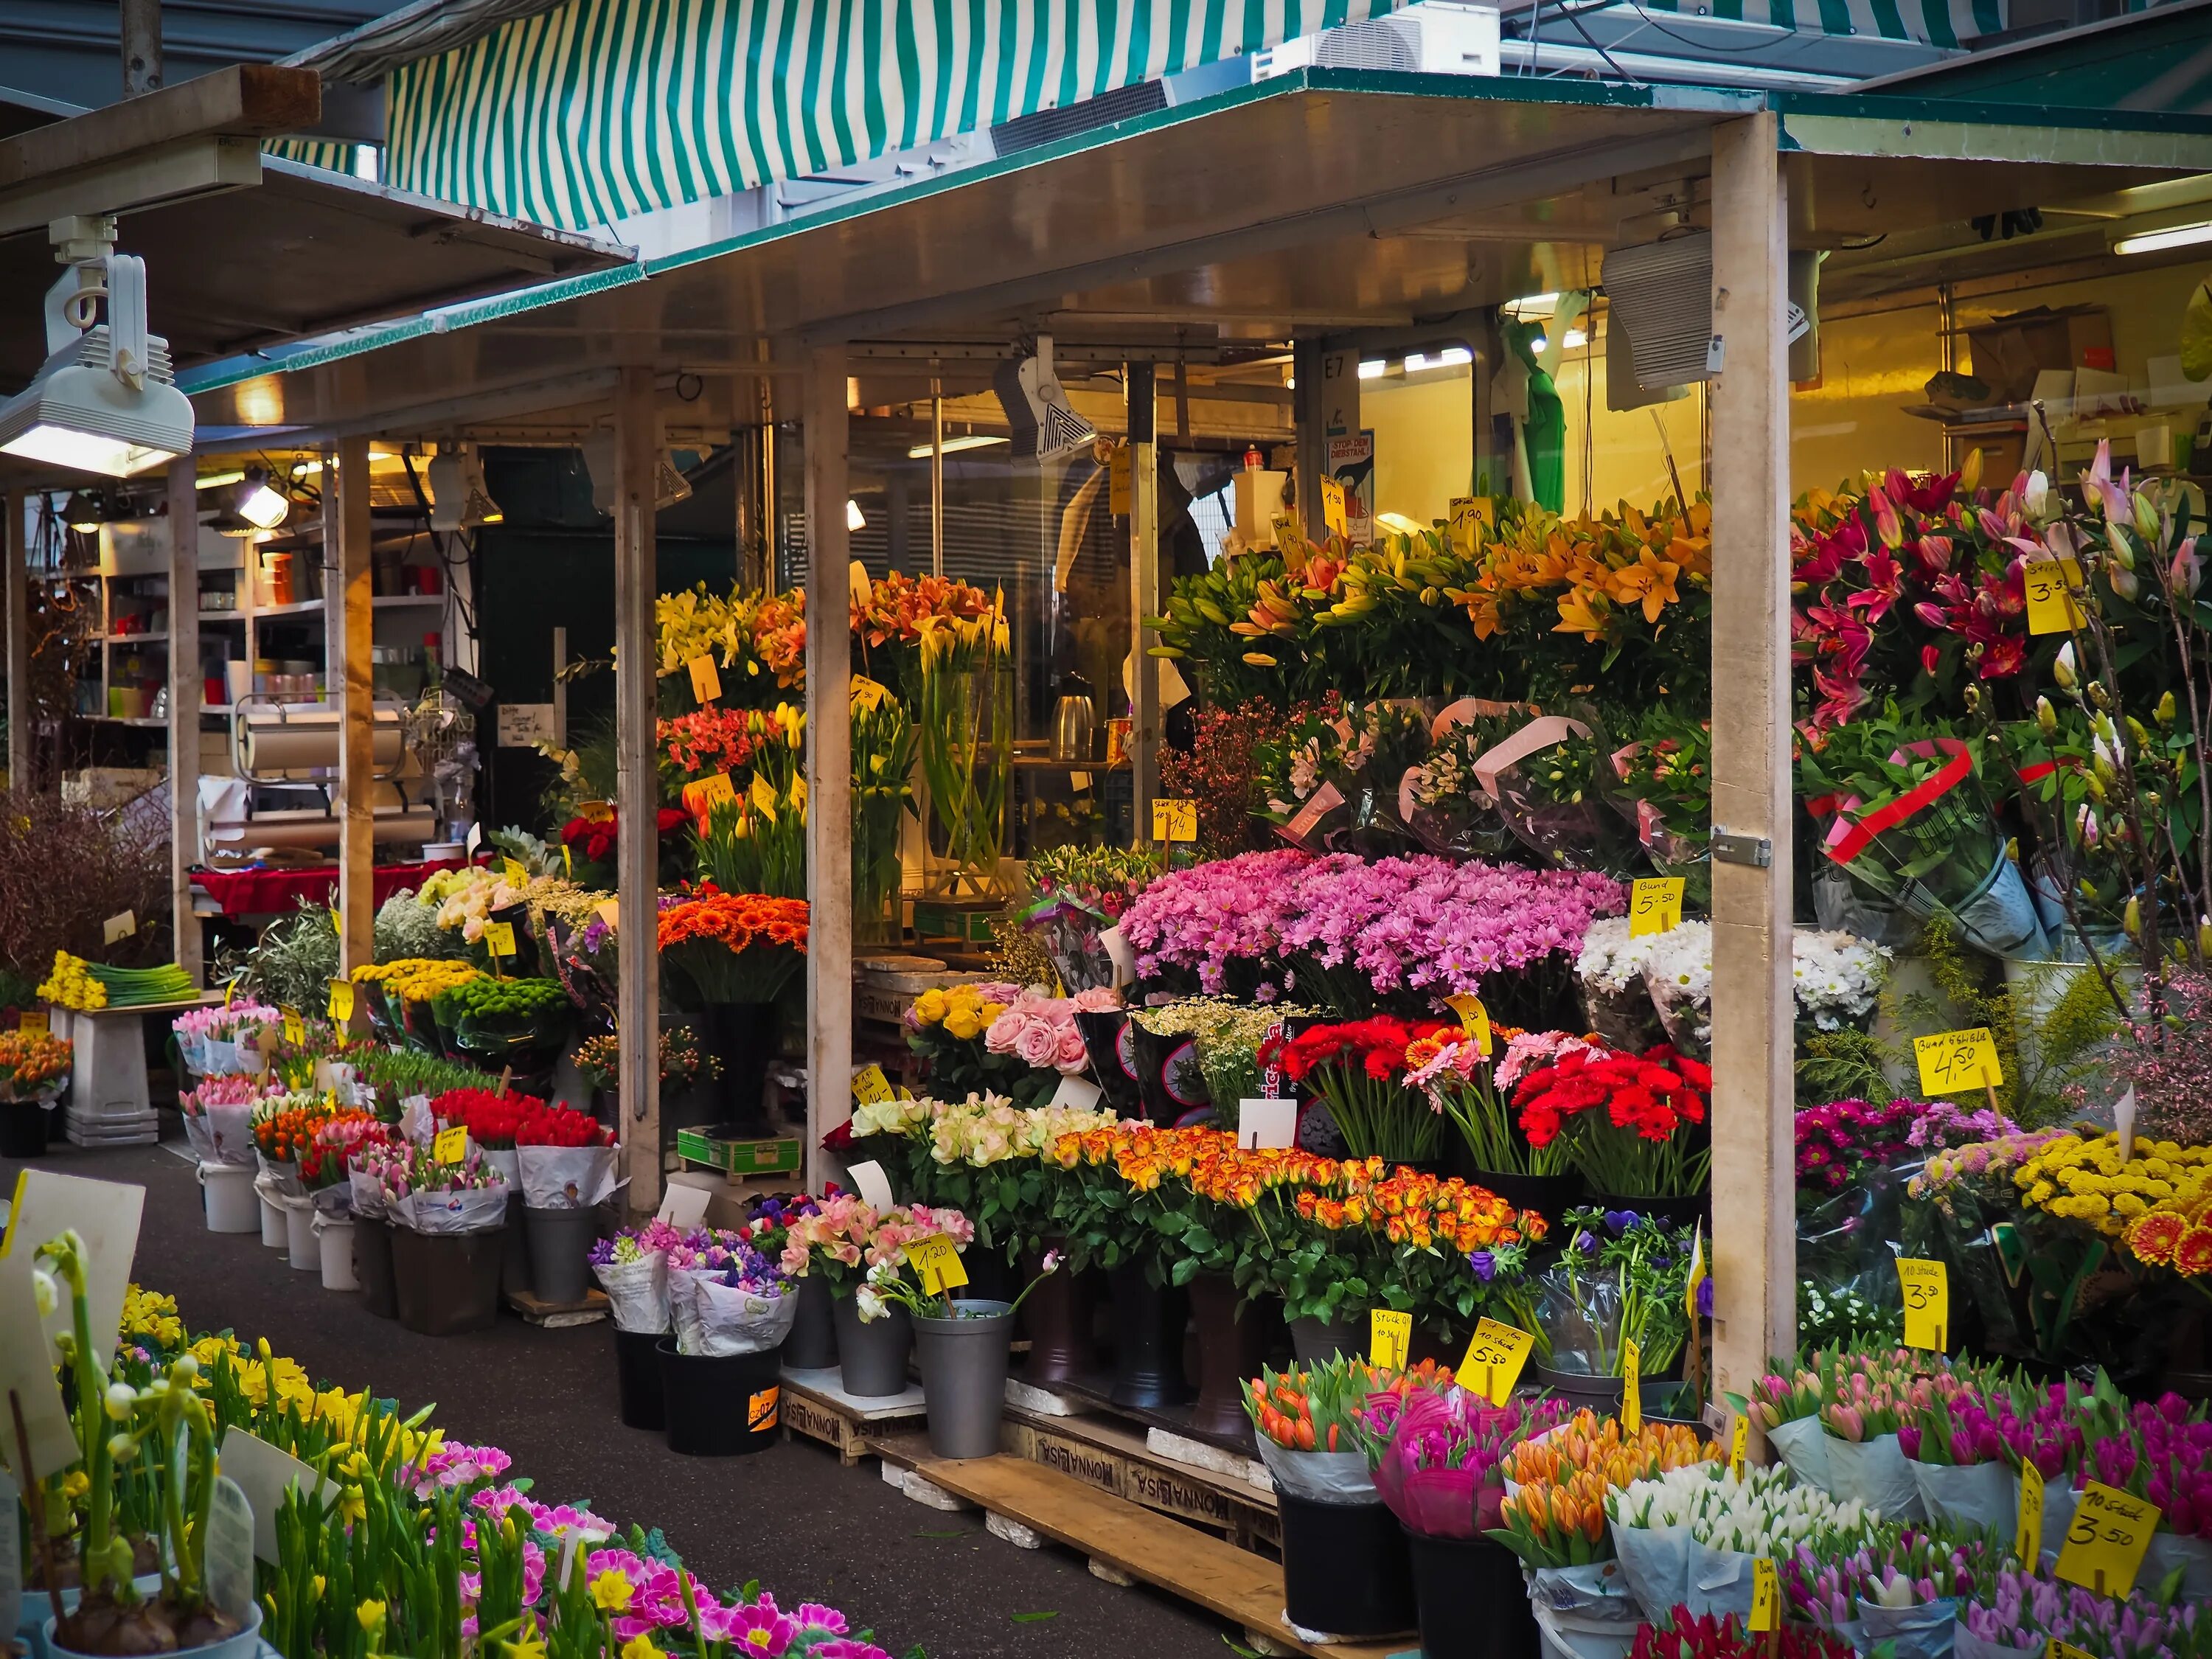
[1512,1042,1710,1198]
[431,1086,543,1150]
[513,1100,611,1148]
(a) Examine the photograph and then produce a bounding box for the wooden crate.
[779,1368,928,1466]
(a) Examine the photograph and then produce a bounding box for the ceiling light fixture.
[906,434,1007,459]
[195,469,245,491]
[1357,359,1386,380]
[235,467,290,531]
[64,490,105,532]
[0,223,192,477]
[2115,220,2212,257]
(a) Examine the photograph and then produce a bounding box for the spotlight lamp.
[235,467,290,531]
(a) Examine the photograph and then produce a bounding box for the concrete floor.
[2,1136,1236,1659]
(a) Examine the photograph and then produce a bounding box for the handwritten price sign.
[482,921,517,961]
[1368,1309,1413,1371]
[682,772,736,821]
[904,1234,968,1295]
[326,979,355,1024]
[1896,1257,1950,1352]
[432,1125,469,1165]
[2055,1481,2160,1599]
[2023,557,2087,636]
[1750,1559,1780,1633]
[1443,995,1492,1056]
[1629,877,1685,939]
[1914,1028,2003,1097]
[1459,1317,1535,1407]
[1621,1338,1643,1434]
[281,1006,305,1046]
[2018,1458,2046,1568]
[1151,799,1198,843]
[852,1064,895,1106]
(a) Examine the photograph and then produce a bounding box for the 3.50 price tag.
[2018,1458,2046,1567]
[1368,1309,1413,1371]
[2055,1481,2160,1599]
[1459,1317,1535,1407]
[2023,557,2087,636]
[1151,799,1198,842]
[1896,1257,1949,1352]
[1915,1028,2003,1097]
[904,1234,968,1295]
[1628,877,1685,939]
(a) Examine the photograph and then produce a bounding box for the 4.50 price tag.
[1459,1317,1535,1407]
[1628,877,1685,939]
[1914,1028,2003,1097]
[2054,1480,2160,1600]
[1896,1257,1949,1352]
[482,921,517,961]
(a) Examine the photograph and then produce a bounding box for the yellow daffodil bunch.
[121,1285,184,1350]
[2014,1132,2212,1235]
[38,949,106,1010]
[353,958,481,1003]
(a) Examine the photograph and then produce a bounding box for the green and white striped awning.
[1627,0,2003,51]
[384,0,1404,229]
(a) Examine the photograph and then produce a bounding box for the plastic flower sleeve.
[593,1252,670,1335]
[1686,1540,1759,1624]
[1474,715,1641,877]
[1857,1600,1960,1659]
[518,1145,622,1209]
[1907,1461,2014,1535]
[681,1273,799,1357]
[1820,1433,1921,1520]
[1254,1436,1378,1506]
[1764,1418,1834,1492]
[389,1183,510,1234]
[1610,1517,1691,1618]
[1950,1629,2041,1659]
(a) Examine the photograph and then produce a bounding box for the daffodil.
[590,1568,635,1614]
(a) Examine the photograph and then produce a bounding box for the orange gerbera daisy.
[2174,1223,2212,1279]
[2130,1210,2187,1266]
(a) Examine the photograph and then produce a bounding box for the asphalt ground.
[2,1135,1238,1659]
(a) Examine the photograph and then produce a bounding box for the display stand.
[55,995,220,1146]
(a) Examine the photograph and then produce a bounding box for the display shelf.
[105,632,167,644]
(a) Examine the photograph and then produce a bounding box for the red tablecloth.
[192,862,449,917]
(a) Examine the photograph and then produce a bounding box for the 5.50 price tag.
[1914,1028,2003,1097]
[1628,877,1685,939]
[1459,1317,1535,1407]
[2055,1480,2160,1600]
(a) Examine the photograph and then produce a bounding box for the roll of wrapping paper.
[241,716,404,773]
[204,810,440,852]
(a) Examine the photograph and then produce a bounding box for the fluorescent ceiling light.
[2115,220,2212,256]
[1529,330,1589,353]
[1503,291,1562,318]
[906,434,1007,459]
[1357,359,1386,380]
[846,498,866,531]
[1403,347,1477,375]
[195,469,245,490]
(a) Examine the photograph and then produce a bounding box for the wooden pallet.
[503,1286,609,1329]
[779,1368,928,1466]
[897,1452,1410,1659]
[998,1396,1281,1554]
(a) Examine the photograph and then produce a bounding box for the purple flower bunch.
[1900,1379,2084,1477]
[1785,1524,1992,1623]
[2088,1394,2212,1538]
[1794,1098,1920,1193]
[1960,1566,2199,1659]
[1120,849,1624,1001]
[1357,1387,1572,1538]
[411,1441,513,1498]
[588,1217,688,1266]
[1905,1099,2020,1150]
[582,1546,886,1658]
[472,1483,616,1546]
[716,1237,790,1298]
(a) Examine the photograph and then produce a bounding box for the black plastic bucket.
[612,1326,667,1430]
[1276,1492,1414,1638]
[1404,1528,1537,1659]
[389,1224,504,1336]
[655,1337,784,1457]
[354,1214,398,1320]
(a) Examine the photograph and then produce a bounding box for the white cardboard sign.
[1047,1075,1102,1113]
[846,1160,897,1213]
[0,1170,145,1383]
[1237,1099,1298,1151]
[218,1427,337,1562]
[655,1185,712,1230]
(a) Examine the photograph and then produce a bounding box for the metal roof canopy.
[181,68,2212,445]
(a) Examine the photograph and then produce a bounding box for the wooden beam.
[1706,111,1795,1423]
[335,434,374,1017]
[1127,363,1159,827]
[1292,340,1324,541]
[613,366,662,1217]
[803,344,853,1192]
[167,459,201,985]
[5,493,27,792]
[0,64,319,189]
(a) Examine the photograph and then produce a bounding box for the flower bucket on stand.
[913,1299,1014,1459]
[383,1152,511,1337]
[591,1221,678,1430]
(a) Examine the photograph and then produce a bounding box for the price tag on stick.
[1915,1029,2003,1098]
[1731,1413,1750,1478]
[688,654,722,704]
[326,979,355,1024]
[2023,557,2087,636]
[1896,1257,1950,1352]
[483,920,516,961]
[1750,1559,1781,1634]
[1443,995,1492,1055]
[852,1064,894,1106]
[2054,1480,2159,1600]
[1368,1309,1412,1371]
[433,1125,469,1164]
[1151,798,1198,842]
[1459,1317,1536,1407]
[281,1006,304,1046]
[905,1235,968,1295]
[17,1010,46,1037]
[1629,877,1685,939]
[1622,1338,1643,1433]
[2018,1458,2047,1567]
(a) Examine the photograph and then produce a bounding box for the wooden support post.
[1127,362,1159,827]
[5,493,27,792]
[1707,112,1795,1416]
[335,435,375,1015]
[1292,339,1324,540]
[803,345,854,1192]
[166,459,202,984]
[614,366,662,1216]
[121,0,161,97]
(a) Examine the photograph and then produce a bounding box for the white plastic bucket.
[317,1217,358,1292]
[199,1163,259,1234]
[284,1197,319,1270]
[260,1194,288,1248]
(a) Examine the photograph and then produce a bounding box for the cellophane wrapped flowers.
[1795,1098,1921,1194]
[1959,1565,2202,1659]
[1494,1410,1713,1567]
[1634,1611,1853,1659]
[1360,1386,1571,1538]
[1784,1523,1997,1623]
[1610,1463,1872,1556]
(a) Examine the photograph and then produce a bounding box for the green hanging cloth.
[1504,316,1565,514]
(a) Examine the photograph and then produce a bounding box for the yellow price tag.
[1368,1308,1413,1371]
[751,773,781,816]
[1109,445,1132,517]
[1915,1028,2003,1096]
[483,920,517,960]
[1151,799,1198,843]
[1896,1257,1950,1352]
[1459,1317,1535,1406]
[327,979,355,1023]
[851,676,888,713]
[1447,496,1485,554]
[594,898,619,933]
[682,771,737,821]
[2050,1643,2098,1659]
[852,1064,894,1106]
[17,1009,49,1037]
[2054,1480,2160,1600]
[1730,1413,1750,1478]
[2018,1458,2046,1567]
[562,844,573,877]
[224,978,236,1009]
[1443,995,1492,1056]
[905,1234,969,1295]
[503,857,528,886]
[281,1006,304,1046]
[1320,477,1348,537]
[1622,1338,1642,1433]
[1686,1225,1708,1325]
[332,907,342,935]
[432,1124,469,1165]
[2023,557,2087,636]
[688,653,722,704]
[1629,877,1686,939]
[1750,1559,1780,1633]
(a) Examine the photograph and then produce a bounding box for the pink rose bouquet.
[984,990,1092,1077]
[779,1193,974,1304]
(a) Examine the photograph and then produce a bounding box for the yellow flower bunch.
[1449,498,1711,644]
[354,958,481,1003]
[2013,1132,2212,1236]
[121,1285,183,1349]
[908,984,1009,1042]
[37,950,106,1010]
[653,583,764,677]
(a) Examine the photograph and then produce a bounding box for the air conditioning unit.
[1256,3,1500,78]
